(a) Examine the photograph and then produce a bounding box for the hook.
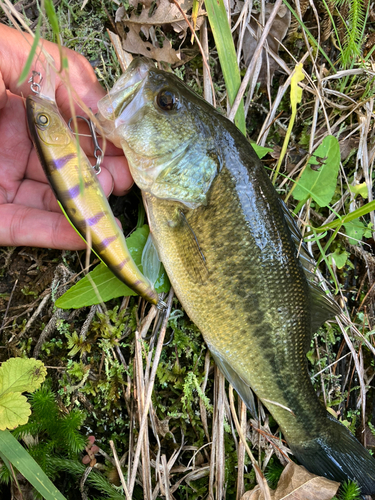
[68,114,103,174]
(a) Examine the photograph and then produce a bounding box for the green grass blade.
[205,0,246,134]
[18,17,41,86]
[306,200,375,235]
[44,0,60,37]
[0,430,67,500]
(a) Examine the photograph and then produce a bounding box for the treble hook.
[68,114,103,175]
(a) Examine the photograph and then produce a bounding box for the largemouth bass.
[97,58,375,493]
[26,82,159,306]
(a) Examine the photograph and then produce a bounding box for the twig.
[200,19,213,106]
[109,440,131,500]
[0,278,18,335]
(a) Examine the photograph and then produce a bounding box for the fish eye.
[156,90,178,111]
[37,113,49,127]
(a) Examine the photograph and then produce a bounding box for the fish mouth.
[97,58,154,122]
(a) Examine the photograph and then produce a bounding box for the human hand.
[0,24,133,250]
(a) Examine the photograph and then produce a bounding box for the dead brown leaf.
[115,0,205,63]
[241,4,291,88]
[241,462,340,500]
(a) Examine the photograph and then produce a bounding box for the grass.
[0,0,374,498]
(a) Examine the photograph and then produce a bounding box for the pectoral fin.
[176,210,209,285]
[141,232,161,287]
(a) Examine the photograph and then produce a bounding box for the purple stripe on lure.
[96,234,119,252]
[61,179,95,200]
[114,257,131,271]
[65,184,80,199]
[86,212,106,226]
[51,153,77,170]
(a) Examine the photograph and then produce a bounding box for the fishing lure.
[26,70,164,308]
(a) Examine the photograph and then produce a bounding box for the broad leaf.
[293,135,341,207]
[349,182,368,199]
[328,249,349,269]
[344,220,371,245]
[0,393,30,431]
[242,461,339,499]
[0,358,46,396]
[252,143,273,159]
[55,225,170,309]
[0,358,46,431]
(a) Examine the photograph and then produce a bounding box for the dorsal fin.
[279,199,341,333]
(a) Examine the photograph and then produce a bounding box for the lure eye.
[37,113,49,127]
[156,90,178,111]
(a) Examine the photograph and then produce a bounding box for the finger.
[0,204,86,250]
[101,155,134,196]
[0,25,106,114]
[0,69,7,109]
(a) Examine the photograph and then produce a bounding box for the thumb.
[0,69,7,110]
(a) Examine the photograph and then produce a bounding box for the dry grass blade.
[109,440,131,500]
[228,0,283,123]
[128,288,174,496]
[229,386,271,500]
[236,400,247,500]
[336,316,367,432]
[170,0,215,108]
[209,367,226,499]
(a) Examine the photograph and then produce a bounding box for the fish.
[26,86,159,306]
[96,57,375,494]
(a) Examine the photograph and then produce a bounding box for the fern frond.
[334,0,367,67]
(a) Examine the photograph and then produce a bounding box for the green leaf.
[328,249,349,269]
[0,358,46,396]
[205,0,246,134]
[0,359,46,430]
[343,220,372,245]
[0,430,67,500]
[0,393,30,431]
[18,18,41,86]
[349,182,368,199]
[251,143,273,159]
[45,0,60,36]
[55,225,170,309]
[293,135,341,207]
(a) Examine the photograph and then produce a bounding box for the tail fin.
[289,414,375,495]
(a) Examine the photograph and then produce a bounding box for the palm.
[0,26,133,249]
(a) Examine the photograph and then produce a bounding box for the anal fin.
[211,352,257,418]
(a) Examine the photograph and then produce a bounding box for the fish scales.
[97,58,375,493]
[144,164,326,445]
